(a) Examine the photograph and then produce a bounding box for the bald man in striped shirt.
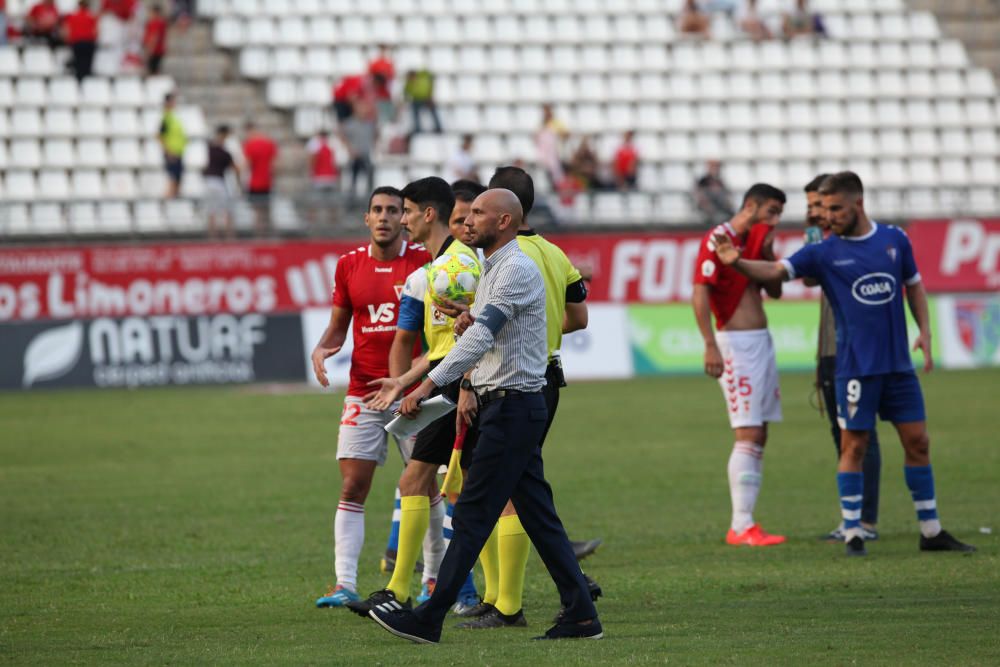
[367,189,603,644]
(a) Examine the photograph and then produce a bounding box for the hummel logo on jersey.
[368,303,396,323]
[833,259,855,266]
[374,267,392,273]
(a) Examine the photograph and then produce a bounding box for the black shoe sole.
[455,614,527,629]
[369,610,439,644]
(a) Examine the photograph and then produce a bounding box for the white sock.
[920,518,942,538]
[422,495,446,583]
[334,500,365,591]
[728,441,764,533]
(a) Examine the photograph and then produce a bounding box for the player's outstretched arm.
[311,306,350,387]
[388,328,419,379]
[712,233,789,283]
[905,281,934,373]
[365,354,432,410]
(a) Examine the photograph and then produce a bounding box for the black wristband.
[460,378,473,391]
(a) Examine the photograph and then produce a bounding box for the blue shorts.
[165,156,184,183]
[835,372,926,431]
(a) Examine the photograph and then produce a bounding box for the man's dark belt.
[477,387,543,406]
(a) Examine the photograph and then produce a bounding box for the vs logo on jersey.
[367,303,396,323]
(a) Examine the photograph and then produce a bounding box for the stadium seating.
[196,0,1000,224]
[2,0,1000,232]
[0,0,215,236]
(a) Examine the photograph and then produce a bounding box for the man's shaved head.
[465,188,523,253]
[477,188,523,223]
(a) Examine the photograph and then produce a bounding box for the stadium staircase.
[911,0,1000,79]
[162,21,308,198]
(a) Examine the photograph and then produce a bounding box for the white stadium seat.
[68,202,100,234]
[5,171,37,201]
[97,201,133,233]
[72,170,105,199]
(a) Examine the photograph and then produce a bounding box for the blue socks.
[837,471,864,541]
[904,465,942,538]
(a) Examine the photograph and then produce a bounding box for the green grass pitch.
[2,370,998,665]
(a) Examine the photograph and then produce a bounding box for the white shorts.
[336,395,416,466]
[714,329,782,429]
[203,176,233,216]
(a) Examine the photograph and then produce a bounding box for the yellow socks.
[478,523,500,606]
[495,514,530,615]
[386,495,429,603]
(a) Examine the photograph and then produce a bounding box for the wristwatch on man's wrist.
[460,378,474,391]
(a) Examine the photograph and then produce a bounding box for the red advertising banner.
[907,218,1000,292]
[2,221,986,322]
[0,241,362,322]
[547,230,819,303]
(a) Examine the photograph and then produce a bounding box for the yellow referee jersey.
[516,231,583,359]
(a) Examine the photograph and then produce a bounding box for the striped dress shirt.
[427,238,548,393]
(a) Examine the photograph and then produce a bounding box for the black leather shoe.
[533,618,603,640]
[369,606,440,644]
[455,607,527,629]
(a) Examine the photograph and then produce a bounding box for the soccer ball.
[426,253,480,306]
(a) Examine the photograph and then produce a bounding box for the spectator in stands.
[143,4,168,75]
[243,121,279,237]
[536,103,568,188]
[782,0,827,39]
[737,0,773,41]
[203,124,240,239]
[26,0,61,47]
[339,97,377,202]
[368,44,396,125]
[447,134,478,182]
[569,135,601,191]
[64,0,98,81]
[305,129,340,227]
[693,159,735,225]
[307,129,340,191]
[613,130,640,192]
[159,92,186,198]
[171,0,193,29]
[677,0,711,39]
[333,72,377,124]
[101,0,141,71]
[404,69,442,135]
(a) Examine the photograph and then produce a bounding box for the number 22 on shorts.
[341,402,361,427]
